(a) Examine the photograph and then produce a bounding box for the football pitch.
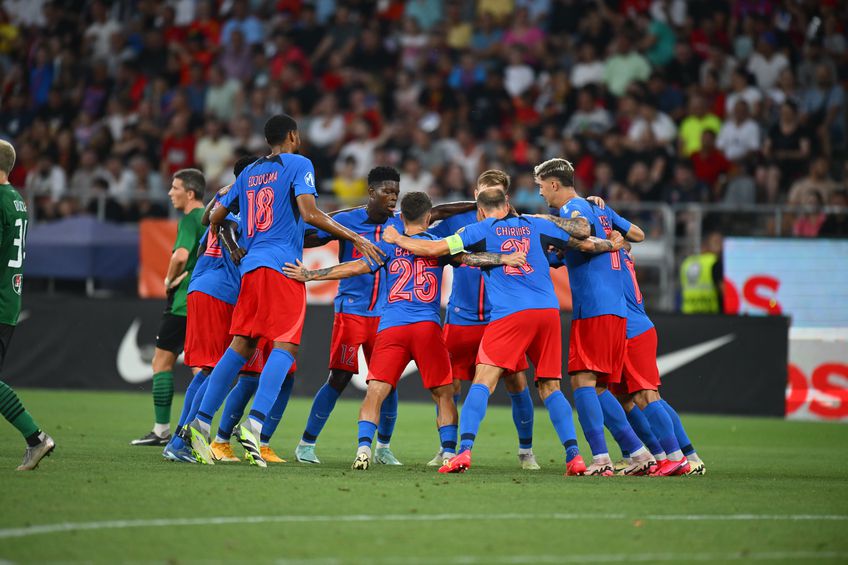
[0,389,846,564]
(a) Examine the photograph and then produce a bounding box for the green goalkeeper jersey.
[0,183,27,326]
[167,207,204,317]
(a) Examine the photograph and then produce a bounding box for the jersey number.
[388,257,438,303]
[204,233,222,257]
[7,218,27,268]
[500,238,533,275]
[624,256,643,304]
[246,187,274,237]
[599,216,621,270]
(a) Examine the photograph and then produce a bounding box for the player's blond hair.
[0,140,16,176]
[477,169,511,192]
[533,158,574,186]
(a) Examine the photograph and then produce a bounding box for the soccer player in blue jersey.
[427,169,539,470]
[187,114,384,468]
[534,157,655,476]
[163,156,295,465]
[382,189,622,475]
[293,167,405,465]
[285,192,524,470]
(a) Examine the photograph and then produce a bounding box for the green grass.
[1,389,847,564]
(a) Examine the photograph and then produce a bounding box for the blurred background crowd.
[1,0,846,238]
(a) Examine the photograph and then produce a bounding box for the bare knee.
[503,371,528,394]
[633,389,660,409]
[328,370,353,393]
[152,348,176,373]
[536,378,561,401]
[570,371,597,389]
[230,336,258,358]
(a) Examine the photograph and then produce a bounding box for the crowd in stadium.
[0,0,846,236]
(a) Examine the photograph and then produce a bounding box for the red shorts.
[620,327,660,394]
[230,267,306,344]
[184,292,288,373]
[478,309,562,380]
[444,323,529,381]
[568,315,626,384]
[328,313,380,373]
[367,321,452,389]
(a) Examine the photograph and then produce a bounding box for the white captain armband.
[445,234,465,255]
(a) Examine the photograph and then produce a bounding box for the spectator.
[399,156,434,197]
[762,101,810,200]
[792,190,826,238]
[679,94,722,156]
[691,130,731,197]
[663,161,709,204]
[626,100,677,154]
[219,29,254,83]
[330,156,367,206]
[220,0,264,45]
[84,1,121,59]
[637,12,676,68]
[115,155,165,206]
[503,49,535,98]
[160,114,196,179]
[603,35,651,97]
[563,87,613,141]
[25,154,67,203]
[204,66,242,122]
[405,0,443,32]
[787,156,840,207]
[716,99,760,163]
[819,190,848,238]
[746,33,789,91]
[570,43,605,89]
[194,118,234,187]
[725,67,763,117]
[800,64,846,158]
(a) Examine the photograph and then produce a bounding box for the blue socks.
[439,424,458,454]
[509,388,534,450]
[626,405,664,457]
[186,375,210,424]
[248,349,295,427]
[261,374,294,444]
[573,386,608,456]
[358,420,378,448]
[643,400,682,458]
[178,371,207,427]
[301,382,341,444]
[216,376,258,441]
[377,388,398,445]
[661,399,695,456]
[458,383,491,452]
[197,348,248,426]
[598,390,644,455]
[543,390,580,462]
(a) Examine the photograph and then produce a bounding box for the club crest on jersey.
[570,210,580,218]
[12,274,22,295]
[305,172,315,188]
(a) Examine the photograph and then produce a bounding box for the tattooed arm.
[282,258,374,282]
[531,214,590,239]
[458,251,527,268]
[566,231,624,253]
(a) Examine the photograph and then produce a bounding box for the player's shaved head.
[477,169,510,193]
[264,114,298,146]
[233,155,258,178]
[0,139,15,176]
[400,191,432,223]
[534,158,574,187]
[476,188,508,212]
[173,168,205,201]
[368,166,400,187]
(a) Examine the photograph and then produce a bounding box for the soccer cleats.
[518,452,541,470]
[438,450,472,474]
[295,444,321,464]
[16,433,55,471]
[260,446,286,463]
[130,430,170,446]
[617,451,656,476]
[652,457,691,477]
[162,437,196,463]
[584,456,615,476]
[565,455,588,476]
[210,441,239,462]
[374,447,403,465]
[426,449,446,467]
[686,459,706,476]
[234,423,266,468]
[352,451,371,470]
[185,424,215,465]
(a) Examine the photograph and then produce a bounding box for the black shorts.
[0,323,14,371]
[156,313,186,354]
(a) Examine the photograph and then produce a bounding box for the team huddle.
[149,114,704,476]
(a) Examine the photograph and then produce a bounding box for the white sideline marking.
[0,513,846,540]
[273,551,848,565]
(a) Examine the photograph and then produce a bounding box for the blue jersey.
[187,212,241,305]
[559,198,631,319]
[314,208,404,317]
[219,153,317,276]
[456,214,570,321]
[621,248,654,339]
[430,210,489,325]
[370,232,450,332]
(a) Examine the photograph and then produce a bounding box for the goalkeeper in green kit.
[0,139,55,471]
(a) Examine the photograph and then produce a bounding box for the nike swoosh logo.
[520,419,532,425]
[117,319,185,384]
[657,334,735,376]
[350,347,417,392]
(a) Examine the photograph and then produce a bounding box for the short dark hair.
[264,114,298,146]
[477,188,507,211]
[400,191,432,222]
[233,155,257,177]
[368,166,400,187]
[534,158,575,187]
[173,168,205,200]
